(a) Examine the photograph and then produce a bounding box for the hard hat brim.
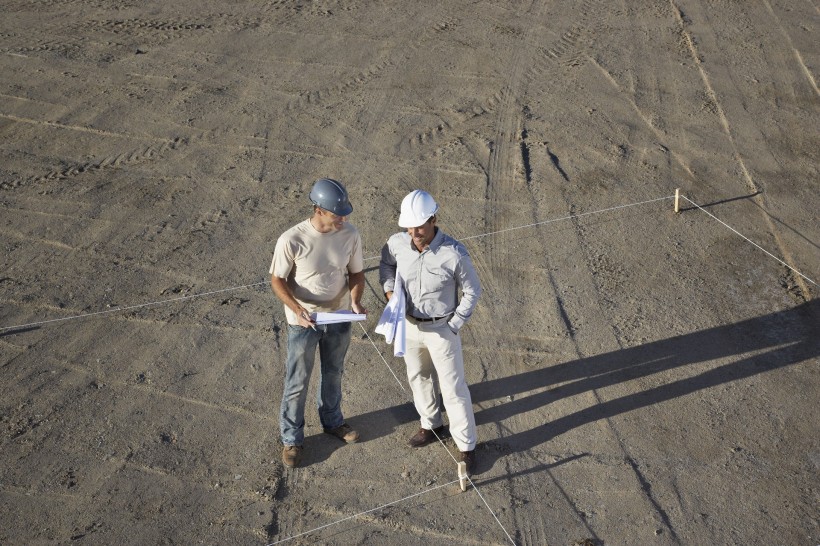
[336,202,353,216]
[398,212,430,228]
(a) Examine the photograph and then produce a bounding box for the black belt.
[410,313,453,322]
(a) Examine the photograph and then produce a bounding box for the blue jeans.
[280,321,352,446]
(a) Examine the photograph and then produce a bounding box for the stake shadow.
[678,190,761,212]
[0,325,41,337]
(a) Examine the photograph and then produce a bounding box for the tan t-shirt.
[270,219,364,325]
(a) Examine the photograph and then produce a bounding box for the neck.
[309,215,332,234]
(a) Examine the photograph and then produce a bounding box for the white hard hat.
[398,190,439,228]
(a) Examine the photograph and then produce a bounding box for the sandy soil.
[1,1,818,544]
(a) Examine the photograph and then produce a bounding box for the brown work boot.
[323,423,360,443]
[282,445,303,468]
[407,425,446,448]
[458,449,476,476]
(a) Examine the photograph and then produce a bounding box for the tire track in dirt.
[5,0,139,8]
[399,0,609,159]
[0,225,75,251]
[285,58,394,111]
[541,0,611,67]
[77,18,213,43]
[669,0,813,300]
[258,0,346,20]
[755,0,818,96]
[468,3,591,544]
[279,7,459,209]
[34,356,278,424]
[0,239,226,330]
[471,0,562,364]
[585,55,698,180]
[0,112,170,141]
[0,38,85,58]
[478,2,687,541]
[506,126,686,544]
[1,136,187,191]
[500,4,687,538]
[290,496,495,544]
[488,125,608,546]
[0,349,277,543]
[39,137,187,182]
[501,3,783,538]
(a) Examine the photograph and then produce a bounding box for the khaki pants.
[403,317,476,452]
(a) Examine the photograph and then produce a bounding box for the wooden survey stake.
[458,461,468,491]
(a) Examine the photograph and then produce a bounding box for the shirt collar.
[428,228,444,251]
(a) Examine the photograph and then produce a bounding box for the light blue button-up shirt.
[379,229,482,332]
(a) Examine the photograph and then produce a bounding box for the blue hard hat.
[309,178,353,216]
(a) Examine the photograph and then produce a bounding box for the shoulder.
[334,223,361,246]
[340,222,359,235]
[386,232,410,252]
[437,232,470,258]
[283,219,310,236]
[340,223,361,241]
[277,220,316,249]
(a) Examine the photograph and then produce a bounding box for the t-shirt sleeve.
[270,235,294,278]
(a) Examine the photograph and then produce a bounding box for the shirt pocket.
[422,270,450,295]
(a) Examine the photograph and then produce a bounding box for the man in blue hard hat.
[270,178,367,468]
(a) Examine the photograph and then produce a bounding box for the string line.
[426,429,518,545]
[1,195,674,333]
[359,323,517,544]
[459,194,674,241]
[4,193,814,334]
[357,323,406,392]
[264,478,461,545]
[362,195,675,262]
[0,281,268,333]
[681,195,817,286]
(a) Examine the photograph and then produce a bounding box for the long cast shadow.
[472,299,818,453]
[354,299,818,459]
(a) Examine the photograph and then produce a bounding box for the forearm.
[378,243,397,293]
[270,276,304,315]
[349,271,365,307]
[451,259,482,331]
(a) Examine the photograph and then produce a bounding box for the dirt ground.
[1,1,818,544]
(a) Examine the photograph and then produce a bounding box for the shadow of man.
[351,300,818,477]
[471,299,819,456]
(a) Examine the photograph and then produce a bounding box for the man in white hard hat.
[270,178,367,468]
[379,190,482,475]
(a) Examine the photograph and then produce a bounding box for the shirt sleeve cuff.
[448,314,465,332]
